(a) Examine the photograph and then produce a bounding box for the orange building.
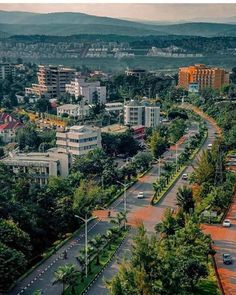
[178,64,229,91]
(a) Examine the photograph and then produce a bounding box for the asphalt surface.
[86,121,217,295]
[9,123,215,295]
[203,189,236,294]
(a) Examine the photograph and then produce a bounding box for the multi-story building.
[105,102,123,114]
[25,65,76,98]
[0,113,23,143]
[57,104,91,119]
[65,78,106,104]
[178,64,229,91]
[56,125,102,156]
[124,100,160,128]
[0,63,16,80]
[125,69,146,80]
[1,150,70,186]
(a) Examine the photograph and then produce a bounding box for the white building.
[65,78,106,104]
[124,100,160,128]
[56,125,102,156]
[144,105,160,128]
[57,104,90,119]
[124,100,144,126]
[105,102,123,114]
[1,150,70,186]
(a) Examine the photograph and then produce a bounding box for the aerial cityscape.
[0,2,236,295]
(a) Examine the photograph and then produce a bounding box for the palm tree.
[110,212,124,229]
[53,264,79,294]
[153,182,161,196]
[176,185,195,213]
[89,234,104,265]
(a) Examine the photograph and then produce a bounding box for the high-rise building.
[65,78,106,104]
[25,65,76,98]
[0,63,16,80]
[178,64,229,91]
[124,100,160,128]
[56,125,102,156]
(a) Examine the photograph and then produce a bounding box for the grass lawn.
[64,229,128,295]
[195,262,221,295]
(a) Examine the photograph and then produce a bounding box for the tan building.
[178,64,229,91]
[1,150,70,186]
[25,65,76,98]
[56,125,102,156]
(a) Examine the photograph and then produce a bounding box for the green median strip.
[64,229,129,295]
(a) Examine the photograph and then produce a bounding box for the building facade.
[65,78,106,104]
[0,113,23,143]
[124,100,160,128]
[178,64,229,91]
[56,125,102,156]
[25,65,76,98]
[0,63,16,80]
[1,150,69,186]
[125,69,146,80]
[57,104,91,119]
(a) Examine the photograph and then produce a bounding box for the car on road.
[223,253,233,265]
[182,173,188,180]
[207,143,212,150]
[137,192,144,199]
[223,219,231,227]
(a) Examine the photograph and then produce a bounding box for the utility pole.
[116,180,127,229]
[75,214,97,277]
[175,144,178,173]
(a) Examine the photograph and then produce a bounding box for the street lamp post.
[154,157,161,181]
[75,214,97,277]
[116,180,127,229]
[175,144,178,173]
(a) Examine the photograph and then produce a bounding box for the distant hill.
[0,11,236,37]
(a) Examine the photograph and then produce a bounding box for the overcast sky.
[0,4,236,21]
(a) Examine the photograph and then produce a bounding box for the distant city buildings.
[56,125,102,156]
[147,46,203,58]
[124,100,160,128]
[0,62,16,80]
[25,65,76,98]
[1,150,70,186]
[0,113,23,143]
[178,64,229,91]
[65,78,107,104]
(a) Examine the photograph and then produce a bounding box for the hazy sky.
[1,3,236,21]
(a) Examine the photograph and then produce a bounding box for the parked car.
[223,219,231,227]
[223,253,233,265]
[182,173,188,180]
[137,192,144,199]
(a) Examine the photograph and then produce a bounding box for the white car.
[223,219,231,227]
[182,173,188,180]
[207,143,212,150]
[137,192,144,199]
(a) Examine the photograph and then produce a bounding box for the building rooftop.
[101,124,128,134]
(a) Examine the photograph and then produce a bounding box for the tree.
[35,97,51,113]
[132,151,152,172]
[0,242,27,291]
[89,234,104,265]
[53,264,79,294]
[16,123,39,151]
[176,186,195,213]
[193,150,215,185]
[150,130,168,158]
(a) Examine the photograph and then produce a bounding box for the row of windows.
[69,137,97,143]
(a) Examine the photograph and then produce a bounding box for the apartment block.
[56,125,102,156]
[65,78,106,104]
[57,104,91,118]
[25,65,76,98]
[0,63,16,80]
[1,150,70,186]
[124,100,160,128]
[178,64,229,91]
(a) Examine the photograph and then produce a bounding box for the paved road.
[203,191,236,295]
[9,124,207,295]
[86,121,217,295]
